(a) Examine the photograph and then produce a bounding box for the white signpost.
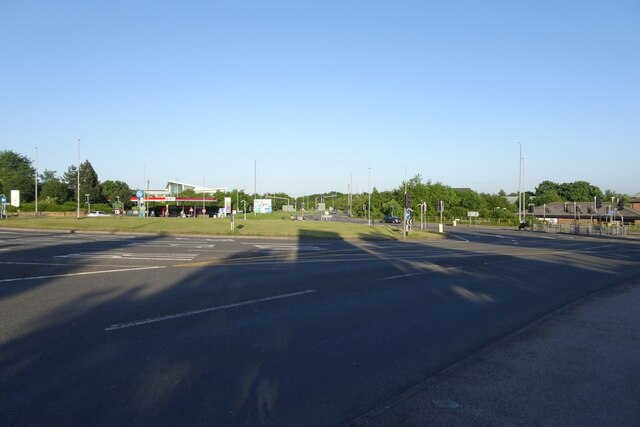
[467,211,479,226]
[0,194,6,219]
[254,199,272,214]
[10,190,20,208]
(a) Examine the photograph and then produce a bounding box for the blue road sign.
[1,195,6,204]
[136,190,143,199]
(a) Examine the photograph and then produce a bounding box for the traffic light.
[404,193,411,208]
[595,197,601,209]
[528,204,534,213]
[617,199,624,210]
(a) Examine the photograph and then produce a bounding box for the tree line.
[0,149,632,217]
[0,150,131,212]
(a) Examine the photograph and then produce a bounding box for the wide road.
[1,227,639,426]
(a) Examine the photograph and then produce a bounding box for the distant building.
[505,195,519,205]
[527,200,640,225]
[145,180,227,198]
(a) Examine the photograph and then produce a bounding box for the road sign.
[0,195,6,204]
[136,190,144,199]
[467,211,479,217]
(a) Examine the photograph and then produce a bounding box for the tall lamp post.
[368,167,371,226]
[517,141,524,224]
[35,146,38,215]
[77,138,81,219]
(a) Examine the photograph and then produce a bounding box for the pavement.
[352,280,640,426]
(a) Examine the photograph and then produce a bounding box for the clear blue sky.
[2,1,639,196]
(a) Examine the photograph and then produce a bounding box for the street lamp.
[35,146,38,216]
[517,141,524,224]
[77,138,80,219]
[368,167,371,226]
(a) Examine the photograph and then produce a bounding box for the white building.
[145,180,226,198]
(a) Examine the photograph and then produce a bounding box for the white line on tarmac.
[0,266,165,284]
[446,233,469,242]
[379,267,456,281]
[379,272,429,281]
[105,289,317,331]
[57,252,196,261]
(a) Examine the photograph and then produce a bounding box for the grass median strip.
[0,214,442,240]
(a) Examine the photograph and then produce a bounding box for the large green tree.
[101,180,132,206]
[558,181,602,202]
[0,150,35,201]
[63,160,102,204]
[40,169,71,203]
[535,180,603,204]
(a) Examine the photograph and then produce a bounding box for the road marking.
[446,233,469,242]
[251,244,325,251]
[0,266,165,284]
[105,289,317,331]
[379,272,429,281]
[378,267,456,281]
[56,252,197,261]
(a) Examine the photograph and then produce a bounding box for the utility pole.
[349,172,353,217]
[517,141,524,224]
[368,167,371,226]
[35,146,38,215]
[77,138,80,219]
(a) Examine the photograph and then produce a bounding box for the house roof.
[530,202,640,220]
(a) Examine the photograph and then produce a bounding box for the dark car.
[383,215,401,224]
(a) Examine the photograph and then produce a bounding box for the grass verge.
[0,215,442,241]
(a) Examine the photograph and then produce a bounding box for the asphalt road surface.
[1,227,639,426]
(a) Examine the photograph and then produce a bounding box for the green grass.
[0,214,442,241]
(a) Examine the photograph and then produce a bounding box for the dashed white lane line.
[378,272,429,281]
[56,252,197,261]
[105,289,317,331]
[378,266,457,281]
[0,266,165,284]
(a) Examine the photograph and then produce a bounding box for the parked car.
[383,215,401,224]
[88,211,111,217]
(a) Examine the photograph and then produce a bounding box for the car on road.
[383,215,401,224]
[88,211,111,217]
